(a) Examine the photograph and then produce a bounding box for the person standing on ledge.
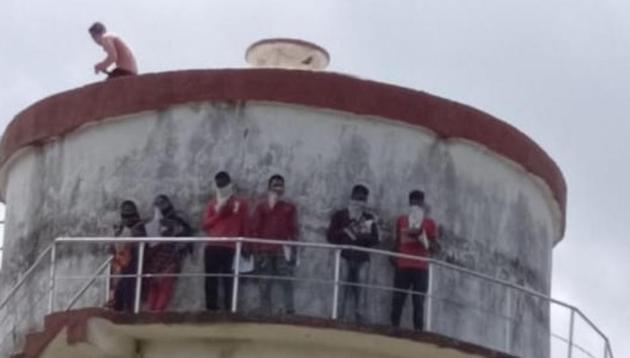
[390,190,438,330]
[201,171,249,311]
[88,22,138,79]
[327,184,380,324]
[251,174,298,315]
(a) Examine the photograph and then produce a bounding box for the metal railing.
[0,219,5,271]
[0,236,615,358]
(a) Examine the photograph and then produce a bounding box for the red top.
[251,200,297,253]
[201,196,249,249]
[394,215,438,270]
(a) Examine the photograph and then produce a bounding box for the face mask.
[216,183,234,200]
[409,205,425,228]
[153,206,163,220]
[348,199,366,219]
[268,191,279,207]
[145,207,163,240]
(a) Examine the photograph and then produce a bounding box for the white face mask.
[268,191,279,207]
[145,207,163,242]
[409,205,425,228]
[216,183,234,200]
[348,200,366,219]
[153,206,163,220]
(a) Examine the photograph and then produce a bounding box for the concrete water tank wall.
[0,70,566,357]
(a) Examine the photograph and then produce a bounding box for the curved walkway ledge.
[0,69,566,233]
[12,308,514,358]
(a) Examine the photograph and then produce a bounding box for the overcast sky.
[1,0,628,356]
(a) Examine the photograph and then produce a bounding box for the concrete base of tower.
[14,309,514,358]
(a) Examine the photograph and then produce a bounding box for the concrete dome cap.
[245,38,330,71]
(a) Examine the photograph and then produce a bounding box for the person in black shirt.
[108,200,146,312]
[144,195,194,311]
[327,185,379,323]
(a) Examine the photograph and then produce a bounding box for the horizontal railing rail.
[0,236,615,358]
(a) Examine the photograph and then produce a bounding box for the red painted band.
[0,69,566,233]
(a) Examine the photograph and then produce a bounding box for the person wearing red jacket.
[251,174,297,314]
[201,171,249,311]
[390,190,438,330]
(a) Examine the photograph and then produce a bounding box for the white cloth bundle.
[144,207,162,246]
[283,245,300,266]
[232,253,255,273]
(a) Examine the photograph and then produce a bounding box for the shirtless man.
[88,22,138,78]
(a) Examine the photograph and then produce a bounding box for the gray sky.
[1,0,628,356]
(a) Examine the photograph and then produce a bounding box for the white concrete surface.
[0,100,560,357]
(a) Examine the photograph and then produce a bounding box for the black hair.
[214,171,231,183]
[154,194,175,216]
[120,200,138,212]
[351,184,369,197]
[88,22,106,35]
[120,200,140,220]
[268,174,285,187]
[154,194,170,203]
[409,190,425,203]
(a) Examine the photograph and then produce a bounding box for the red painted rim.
[0,69,566,234]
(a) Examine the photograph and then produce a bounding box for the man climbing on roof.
[88,22,138,79]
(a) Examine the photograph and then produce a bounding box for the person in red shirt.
[201,171,249,311]
[251,175,298,314]
[390,190,438,330]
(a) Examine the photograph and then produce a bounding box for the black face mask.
[121,213,140,227]
[155,195,175,217]
[160,205,175,217]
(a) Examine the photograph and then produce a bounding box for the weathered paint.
[1,100,556,357]
[0,70,567,235]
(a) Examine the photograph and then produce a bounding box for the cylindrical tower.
[0,40,583,358]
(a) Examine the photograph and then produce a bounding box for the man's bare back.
[89,22,138,78]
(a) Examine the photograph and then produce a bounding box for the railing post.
[567,308,575,358]
[331,248,341,319]
[231,240,242,313]
[133,242,145,313]
[47,241,57,313]
[104,260,112,305]
[425,262,433,331]
[504,287,512,353]
[608,340,613,358]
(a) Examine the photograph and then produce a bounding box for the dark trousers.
[107,68,136,79]
[391,268,429,330]
[204,246,235,311]
[339,259,369,323]
[256,252,295,314]
[113,276,136,312]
